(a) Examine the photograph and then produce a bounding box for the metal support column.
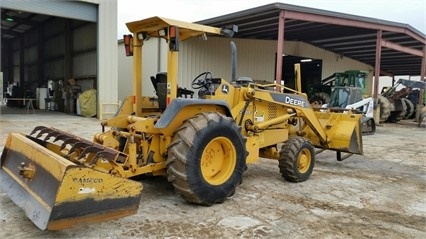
[20,37,25,85]
[64,19,72,85]
[416,46,426,122]
[275,10,285,90]
[373,30,382,124]
[37,23,45,88]
[419,46,425,105]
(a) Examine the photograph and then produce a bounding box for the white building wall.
[117,42,130,101]
[117,38,168,101]
[179,37,373,95]
[180,37,277,86]
[117,36,375,99]
[86,0,118,117]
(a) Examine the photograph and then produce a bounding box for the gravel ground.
[0,109,425,239]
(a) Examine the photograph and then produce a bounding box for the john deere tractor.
[0,16,363,230]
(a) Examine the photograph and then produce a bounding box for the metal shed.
[197,2,426,99]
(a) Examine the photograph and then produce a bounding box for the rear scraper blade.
[0,131,143,230]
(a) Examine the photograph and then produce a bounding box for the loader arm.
[230,84,363,155]
[244,87,329,146]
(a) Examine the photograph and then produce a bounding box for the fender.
[155,98,232,129]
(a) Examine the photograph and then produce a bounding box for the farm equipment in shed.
[379,78,425,122]
[307,70,368,105]
[0,16,363,230]
[308,70,375,135]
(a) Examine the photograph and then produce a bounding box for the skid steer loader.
[308,70,375,135]
[0,16,363,230]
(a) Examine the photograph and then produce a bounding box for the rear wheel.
[378,95,393,122]
[279,137,315,182]
[395,98,407,121]
[166,112,247,205]
[401,98,414,119]
[361,117,376,135]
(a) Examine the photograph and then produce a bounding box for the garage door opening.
[278,55,322,94]
[1,8,97,115]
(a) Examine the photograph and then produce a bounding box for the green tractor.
[307,70,367,106]
[307,70,375,135]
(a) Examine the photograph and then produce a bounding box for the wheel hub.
[298,149,311,173]
[201,137,236,185]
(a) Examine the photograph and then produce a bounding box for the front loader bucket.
[0,132,143,230]
[306,111,363,155]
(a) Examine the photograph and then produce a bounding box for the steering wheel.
[191,72,213,90]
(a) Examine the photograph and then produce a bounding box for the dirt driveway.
[0,111,425,238]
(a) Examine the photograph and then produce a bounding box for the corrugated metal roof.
[197,2,426,77]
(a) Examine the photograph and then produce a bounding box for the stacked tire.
[378,95,393,122]
[378,96,415,122]
[308,92,331,107]
[401,98,415,119]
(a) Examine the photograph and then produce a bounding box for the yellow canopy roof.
[126,16,223,40]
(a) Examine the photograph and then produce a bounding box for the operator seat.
[152,72,168,111]
[151,72,194,111]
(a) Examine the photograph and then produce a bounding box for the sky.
[117,0,426,39]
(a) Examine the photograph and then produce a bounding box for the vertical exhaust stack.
[230,41,237,82]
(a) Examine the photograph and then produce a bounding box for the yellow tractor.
[0,16,363,230]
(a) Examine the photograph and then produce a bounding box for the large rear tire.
[166,112,247,205]
[401,98,414,119]
[378,95,393,122]
[395,98,408,121]
[278,137,315,182]
[361,117,376,135]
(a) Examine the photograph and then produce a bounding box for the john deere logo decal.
[222,85,229,94]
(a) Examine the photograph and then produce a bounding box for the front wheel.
[166,112,247,205]
[278,137,315,182]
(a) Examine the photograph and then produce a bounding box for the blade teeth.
[36,128,54,139]
[55,134,71,143]
[54,134,74,143]
[44,130,63,141]
[30,126,49,136]
[61,138,80,150]
[78,146,103,160]
[90,150,117,164]
[29,126,121,164]
[69,142,93,155]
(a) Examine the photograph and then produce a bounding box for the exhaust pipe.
[230,41,237,82]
